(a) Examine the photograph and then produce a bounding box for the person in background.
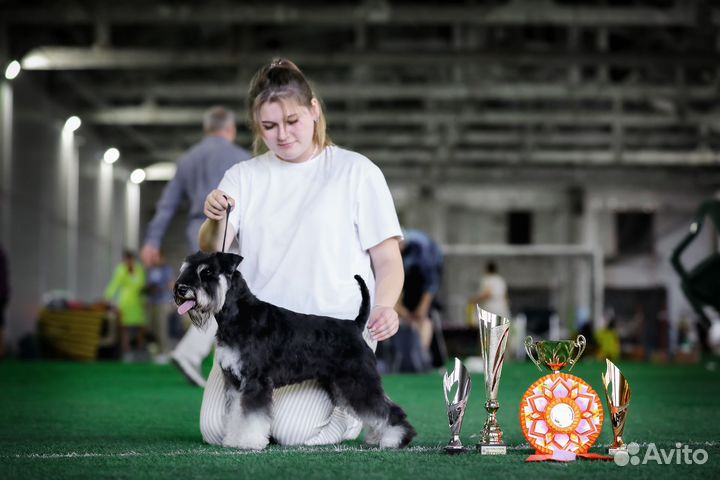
[140,106,250,386]
[595,315,621,362]
[383,229,444,373]
[104,250,146,361]
[144,251,175,364]
[470,261,510,319]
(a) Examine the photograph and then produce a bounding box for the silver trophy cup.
[443,357,472,454]
[476,306,510,455]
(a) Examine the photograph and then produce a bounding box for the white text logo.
[614,443,708,466]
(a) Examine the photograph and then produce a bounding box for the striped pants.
[200,328,376,446]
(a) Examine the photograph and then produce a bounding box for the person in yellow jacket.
[105,250,147,359]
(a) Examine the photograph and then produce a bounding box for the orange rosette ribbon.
[520,372,605,459]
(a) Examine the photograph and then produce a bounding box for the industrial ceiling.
[2,0,719,183]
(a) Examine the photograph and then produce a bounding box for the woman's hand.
[368,305,399,341]
[204,190,235,220]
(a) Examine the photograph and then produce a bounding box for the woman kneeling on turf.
[197,58,404,446]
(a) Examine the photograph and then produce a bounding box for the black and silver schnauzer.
[174,251,416,450]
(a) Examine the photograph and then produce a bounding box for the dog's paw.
[222,431,269,450]
[364,430,381,446]
[378,425,411,449]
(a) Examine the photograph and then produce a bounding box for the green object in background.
[670,199,720,329]
[104,262,146,327]
[596,329,621,362]
[0,360,718,479]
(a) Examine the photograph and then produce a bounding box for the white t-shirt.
[479,273,510,318]
[218,145,401,320]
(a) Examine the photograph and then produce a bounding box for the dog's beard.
[187,275,229,330]
[187,308,210,329]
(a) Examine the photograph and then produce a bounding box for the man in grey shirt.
[141,106,250,386]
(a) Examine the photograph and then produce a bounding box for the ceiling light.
[103,148,120,164]
[21,51,50,70]
[130,169,146,184]
[4,60,20,80]
[143,162,177,181]
[64,116,82,132]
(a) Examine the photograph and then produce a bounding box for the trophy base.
[477,444,507,455]
[608,447,627,456]
[444,445,468,455]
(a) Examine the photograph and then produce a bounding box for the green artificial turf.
[0,358,718,479]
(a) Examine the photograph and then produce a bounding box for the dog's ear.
[217,252,243,276]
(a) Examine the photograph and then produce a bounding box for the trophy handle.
[567,334,587,371]
[524,336,543,371]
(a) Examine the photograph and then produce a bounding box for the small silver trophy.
[476,306,510,455]
[443,357,472,454]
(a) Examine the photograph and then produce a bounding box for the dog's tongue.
[177,300,196,315]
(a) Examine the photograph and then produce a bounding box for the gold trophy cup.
[524,335,586,374]
[602,359,631,456]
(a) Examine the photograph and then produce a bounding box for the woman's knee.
[270,382,333,445]
[200,391,225,445]
[200,413,224,446]
[272,413,324,446]
[271,422,303,446]
[200,359,226,445]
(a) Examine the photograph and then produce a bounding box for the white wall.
[588,188,716,328]
[392,179,716,345]
[1,78,132,349]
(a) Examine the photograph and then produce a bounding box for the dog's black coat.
[174,251,416,449]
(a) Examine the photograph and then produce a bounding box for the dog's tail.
[353,275,371,329]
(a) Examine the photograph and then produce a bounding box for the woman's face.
[258,98,319,163]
